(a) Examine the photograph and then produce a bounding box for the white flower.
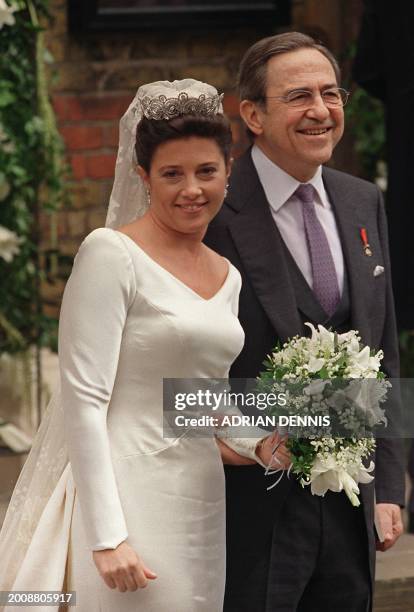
[307,356,325,374]
[304,322,335,351]
[306,454,374,506]
[344,335,361,355]
[317,324,335,349]
[0,224,22,262]
[339,472,361,507]
[0,0,18,29]
[305,321,318,341]
[346,346,381,377]
[354,345,370,368]
[337,329,359,344]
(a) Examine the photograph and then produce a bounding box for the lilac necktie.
[295,183,340,317]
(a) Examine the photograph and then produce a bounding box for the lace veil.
[0,79,224,592]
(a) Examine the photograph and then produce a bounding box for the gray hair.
[238,31,341,104]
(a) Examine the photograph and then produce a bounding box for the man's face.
[252,48,344,181]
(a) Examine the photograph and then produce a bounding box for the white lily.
[305,322,318,341]
[307,356,325,374]
[305,322,336,352]
[340,471,361,507]
[354,345,370,368]
[307,455,374,506]
[0,0,18,29]
[317,324,335,349]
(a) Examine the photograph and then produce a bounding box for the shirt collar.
[251,144,327,213]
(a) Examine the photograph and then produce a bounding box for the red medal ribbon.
[360,228,372,256]
[360,228,368,246]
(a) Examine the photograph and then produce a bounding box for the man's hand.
[256,431,291,470]
[375,503,404,551]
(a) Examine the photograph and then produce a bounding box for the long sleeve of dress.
[214,266,268,467]
[214,397,268,467]
[58,228,136,551]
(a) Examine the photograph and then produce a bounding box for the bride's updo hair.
[135,114,232,173]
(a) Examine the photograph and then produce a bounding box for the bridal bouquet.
[258,323,389,506]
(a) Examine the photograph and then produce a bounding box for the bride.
[0,79,279,611]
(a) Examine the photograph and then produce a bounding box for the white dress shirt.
[251,144,345,295]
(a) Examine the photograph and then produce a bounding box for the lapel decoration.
[360,227,373,257]
[322,167,373,344]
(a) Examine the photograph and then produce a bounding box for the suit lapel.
[227,152,303,341]
[322,167,374,341]
[227,156,377,343]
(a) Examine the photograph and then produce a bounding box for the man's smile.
[297,126,333,136]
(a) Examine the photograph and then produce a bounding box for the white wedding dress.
[0,227,262,612]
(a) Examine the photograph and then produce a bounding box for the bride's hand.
[216,438,256,464]
[93,541,157,591]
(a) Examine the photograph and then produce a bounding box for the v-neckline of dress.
[114,229,232,302]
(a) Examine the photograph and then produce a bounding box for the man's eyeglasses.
[259,87,350,110]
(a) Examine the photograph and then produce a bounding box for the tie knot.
[295,183,315,204]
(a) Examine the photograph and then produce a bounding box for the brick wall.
[42,0,363,315]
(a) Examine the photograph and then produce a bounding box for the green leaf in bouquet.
[316,366,329,379]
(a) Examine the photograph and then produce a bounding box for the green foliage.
[345,86,386,180]
[287,438,316,479]
[0,1,66,354]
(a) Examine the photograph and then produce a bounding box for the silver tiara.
[138,91,224,120]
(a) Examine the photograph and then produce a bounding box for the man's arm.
[374,186,405,550]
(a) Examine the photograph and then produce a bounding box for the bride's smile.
[138,136,231,235]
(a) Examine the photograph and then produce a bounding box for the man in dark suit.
[205,32,405,612]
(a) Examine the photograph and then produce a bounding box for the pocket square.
[373,265,384,277]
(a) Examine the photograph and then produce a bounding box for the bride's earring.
[224,183,229,199]
[146,189,151,205]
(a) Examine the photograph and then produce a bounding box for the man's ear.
[239,100,265,136]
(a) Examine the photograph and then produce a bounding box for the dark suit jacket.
[204,149,405,592]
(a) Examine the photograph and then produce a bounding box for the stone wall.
[42,0,363,316]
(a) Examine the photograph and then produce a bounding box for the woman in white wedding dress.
[0,80,274,612]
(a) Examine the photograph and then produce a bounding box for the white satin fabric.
[2,227,263,611]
